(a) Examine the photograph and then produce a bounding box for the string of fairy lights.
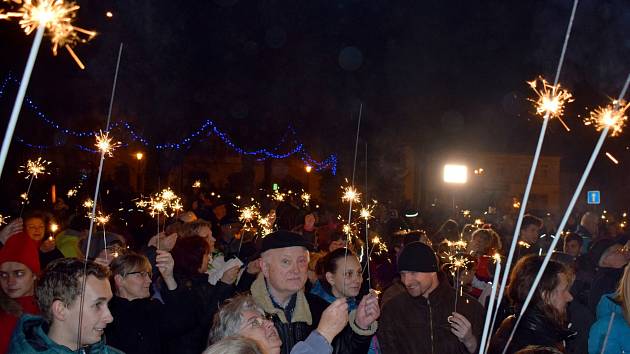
[0,74,338,174]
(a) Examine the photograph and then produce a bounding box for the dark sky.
[0,0,629,186]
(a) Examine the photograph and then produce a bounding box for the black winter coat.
[105,287,190,354]
[164,273,235,354]
[309,294,372,354]
[488,308,576,354]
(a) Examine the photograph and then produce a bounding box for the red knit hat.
[0,233,41,274]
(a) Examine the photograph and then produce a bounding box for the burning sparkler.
[341,186,360,204]
[272,190,285,202]
[66,188,77,197]
[192,180,201,188]
[95,131,121,157]
[18,157,50,179]
[0,214,8,226]
[18,157,51,215]
[82,198,93,209]
[301,192,311,207]
[584,99,629,137]
[528,77,573,130]
[1,0,96,68]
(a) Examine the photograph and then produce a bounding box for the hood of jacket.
[9,314,123,354]
[596,293,624,320]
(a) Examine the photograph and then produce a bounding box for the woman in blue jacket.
[589,263,630,354]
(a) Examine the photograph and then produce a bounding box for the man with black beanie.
[377,241,484,354]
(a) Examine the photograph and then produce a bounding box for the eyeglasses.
[126,271,152,278]
[242,314,272,330]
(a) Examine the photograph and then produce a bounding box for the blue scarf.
[310,280,357,311]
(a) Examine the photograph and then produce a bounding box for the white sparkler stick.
[0,24,45,178]
[492,0,580,330]
[480,258,501,354]
[502,72,630,354]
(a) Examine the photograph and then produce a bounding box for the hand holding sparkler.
[354,291,380,330]
[449,312,477,353]
[156,250,177,290]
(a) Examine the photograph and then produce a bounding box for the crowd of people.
[0,191,629,354]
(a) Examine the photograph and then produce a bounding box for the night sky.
[0,0,629,207]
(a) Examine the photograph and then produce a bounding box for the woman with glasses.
[106,250,189,354]
[309,248,377,354]
[208,294,349,354]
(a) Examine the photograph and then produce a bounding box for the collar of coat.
[251,273,312,325]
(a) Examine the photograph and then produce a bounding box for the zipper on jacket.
[428,298,434,354]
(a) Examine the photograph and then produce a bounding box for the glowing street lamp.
[443,164,468,184]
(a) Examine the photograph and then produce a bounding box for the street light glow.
[443,164,468,184]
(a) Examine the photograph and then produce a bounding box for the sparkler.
[527,77,574,131]
[18,157,51,216]
[136,188,183,242]
[480,254,502,354]
[238,204,259,231]
[495,1,580,340]
[0,214,8,226]
[272,190,285,202]
[341,185,361,204]
[192,180,201,188]
[301,192,311,207]
[502,73,630,354]
[66,188,77,197]
[584,99,629,137]
[94,131,121,157]
[0,0,95,179]
[79,44,124,350]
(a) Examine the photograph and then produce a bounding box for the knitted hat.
[398,241,438,273]
[0,233,41,274]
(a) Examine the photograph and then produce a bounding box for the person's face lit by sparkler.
[24,216,46,241]
[400,271,438,298]
[326,255,362,298]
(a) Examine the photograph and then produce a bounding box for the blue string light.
[0,74,337,174]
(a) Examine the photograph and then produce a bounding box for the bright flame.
[136,188,182,218]
[1,0,96,69]
[49,222,58,233]
[584,99,629,137]
[341,186,360,204]
[18,157,51,179]
[528,77,573,128]
[66,188,77,197]
[301,192,311,207]
[192,180,201,188]
[95,131,121,157]
[82,198,94,209]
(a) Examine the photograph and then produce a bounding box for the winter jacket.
[488,307,576,354]
[291,331,333,354]
[377,276,484,354]
[588,267,624,313]
[250,273,314,354]
[105,287,191,354]
[588,293,630,354]
[309,281,375,354]
[164,273,235,354]
[0,296,39,353]
[8,314,124,354]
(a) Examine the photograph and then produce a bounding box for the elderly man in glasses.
[208,294,348,354]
